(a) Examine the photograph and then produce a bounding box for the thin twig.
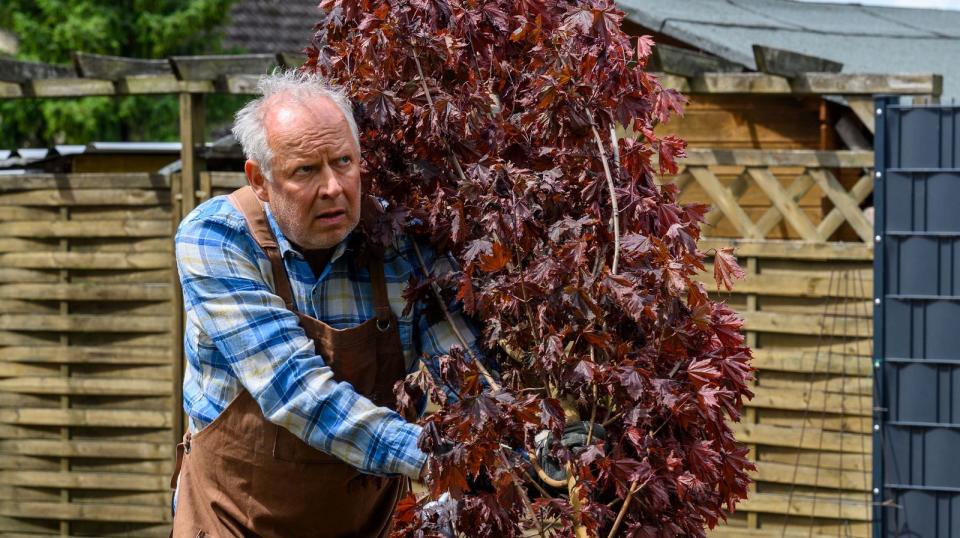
[609,124,621,169]
[601,411,623,428]
[411,46,468,184]
[606,480,643,538]
[410,45,502,393]
[566,463,590,538]
[585,360,599,445]
[498,449,547,538]
[586,110,621,275]
[411,241,501,392]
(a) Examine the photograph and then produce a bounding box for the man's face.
[246,94,361,252]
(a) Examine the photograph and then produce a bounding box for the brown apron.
[171,186,411,538]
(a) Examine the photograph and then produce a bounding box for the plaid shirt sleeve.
[403,238,496,400]
[176,212,426,479]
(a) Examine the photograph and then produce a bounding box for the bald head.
[232,70,359,181]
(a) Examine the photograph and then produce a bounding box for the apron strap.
[367,256,393,331]
[227,186,296,312]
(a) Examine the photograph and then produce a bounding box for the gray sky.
[797,0,960,9]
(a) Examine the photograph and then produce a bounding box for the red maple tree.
[305,1,754,536]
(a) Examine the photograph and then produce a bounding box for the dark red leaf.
[713,247,746,291]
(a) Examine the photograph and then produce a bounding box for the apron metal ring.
[376,318,391,332]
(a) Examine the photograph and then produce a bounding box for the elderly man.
[170,70,479,537]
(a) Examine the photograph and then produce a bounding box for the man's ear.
[244,160,270,203]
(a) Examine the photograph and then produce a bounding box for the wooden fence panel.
[0,151,875,537]
[706,243,873,537]
[0,173,173,536]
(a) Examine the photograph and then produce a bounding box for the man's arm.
[177,214,425,479]
[405,238,496,400]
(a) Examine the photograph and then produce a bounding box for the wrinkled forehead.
[262,93,356,153]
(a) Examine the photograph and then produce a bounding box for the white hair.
[231,70,360,181]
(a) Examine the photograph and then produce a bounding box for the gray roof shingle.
[222,0,321,54]
[618,0,960,98]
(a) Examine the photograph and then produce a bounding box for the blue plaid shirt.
[175,195,481,480]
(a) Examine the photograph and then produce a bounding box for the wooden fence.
[0,173,174,536]
[0,152,877,537]
[704,241,873,538]
[0,49,915,537]
[673,149,876,537]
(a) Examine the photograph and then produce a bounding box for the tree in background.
[0,0,241,147]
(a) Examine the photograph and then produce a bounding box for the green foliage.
[0,0,244,148]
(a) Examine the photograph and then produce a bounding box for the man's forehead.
[264,93,344,127]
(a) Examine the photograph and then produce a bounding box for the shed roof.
[619,0,960,98]
[222,0,320,54]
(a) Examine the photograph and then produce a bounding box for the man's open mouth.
[315,209,346,221]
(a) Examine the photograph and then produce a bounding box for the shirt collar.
[262,203,351,264]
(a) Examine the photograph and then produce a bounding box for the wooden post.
[173,92,205,447]
[178,92,205,212]
[58,207,71,536]
[170,170,185,449]
[745,257,759,530]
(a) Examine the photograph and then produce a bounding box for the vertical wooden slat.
[170,172,185,450]
[745,257,759,531]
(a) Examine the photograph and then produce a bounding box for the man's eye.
[296,165,314,174]
[337,156,352,165]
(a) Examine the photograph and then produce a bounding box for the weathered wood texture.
[753,45,843,78]
[704,237,874,536]
[0,173,173,535]
[0,54,942,99]
[662,149,874,243]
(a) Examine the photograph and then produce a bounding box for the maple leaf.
[686,358,721,388]
[713,247,745,291]
[478,242,510,272]
[561,7,595,34]
[463,238,493,265]
[616,366,645,401]
[637,35,655,60]
[657,135,687,175]
[539,397,565,436]
[602,273,647,323]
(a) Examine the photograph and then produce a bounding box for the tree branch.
[586,110,621,275]
[410,241,500,392]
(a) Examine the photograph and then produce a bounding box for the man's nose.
[316,168,345,199]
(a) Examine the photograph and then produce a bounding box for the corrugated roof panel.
[664,21,960,97]
[54,145,85,156]
[15,148,48,159]
[86,142,182,153]
[222,0,320,54]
